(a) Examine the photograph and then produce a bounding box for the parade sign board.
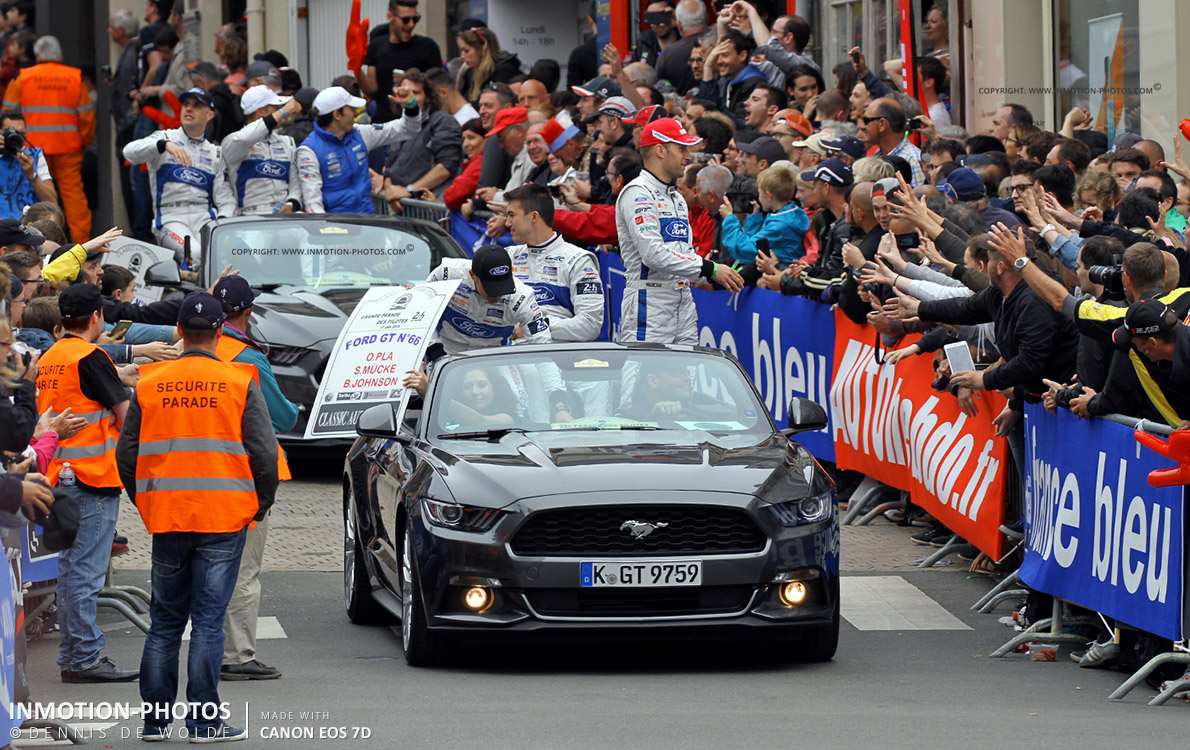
[103,237,175,303]
[305,281,459,438]
[1021,404,1184,641]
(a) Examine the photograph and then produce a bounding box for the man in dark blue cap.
[937,166,1021,229]
[124,87,236,273]
[822,135,865,164]
[117,290,278,743]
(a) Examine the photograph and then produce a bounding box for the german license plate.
[580,560,702,587]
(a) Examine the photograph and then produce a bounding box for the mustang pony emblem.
[620,520,668,539]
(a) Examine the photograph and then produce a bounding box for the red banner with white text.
[829,312,1010,559]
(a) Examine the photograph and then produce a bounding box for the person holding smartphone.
[633,1,679,68]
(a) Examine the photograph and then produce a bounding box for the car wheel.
[344,498,386,624]
[400,520,444,667]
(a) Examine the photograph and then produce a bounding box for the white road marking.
[182,615,287,640]
[841,575,971,631]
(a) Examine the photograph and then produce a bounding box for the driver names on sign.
[305,281,460,438]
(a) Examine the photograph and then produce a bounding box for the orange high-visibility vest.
[2,62,94,154]
[133,356,263,534]
[35,336,122,488]
[216,333,292,481]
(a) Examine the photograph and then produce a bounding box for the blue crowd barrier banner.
[1021,404,1185,641]
[447,211,513,256]
[0,551,21,738]
[19,523,57,584]
[602,252,835,458]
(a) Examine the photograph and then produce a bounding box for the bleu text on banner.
[1021,404,1185,642]
[694,287,835,459]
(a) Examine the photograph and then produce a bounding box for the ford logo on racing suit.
[174,167,208,186]
[453,318,498,338]
[257,161,287,178]
[534,287,556,305]
[659,217,690,242]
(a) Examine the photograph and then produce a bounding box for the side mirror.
[781,397,828,436]
[357,403,399,439]
[144,261,181,286]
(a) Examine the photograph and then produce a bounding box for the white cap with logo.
[311,86,366,116]
[241,84,290,116]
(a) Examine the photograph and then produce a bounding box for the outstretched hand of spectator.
[1159,135,1190,182]
[948,368,985,391]
[1041,378,1068,414]
[1147,204,1170,240]
[861,260,895,287]
[841,241,865,269]
[849,46,868,77]
[875,232,907,270]
[1070,387,1096,419]
[207,264,240,295]
[486,214,508,238]
[83,227,122,253]
[882,343,920,365]
[992,405,1021,437]
[1042,192,1081,227]
[889,173,940,234]
[987,222,1027,263]
[887,287,920,321]
[601,44,624,78]
[955,387,981,418]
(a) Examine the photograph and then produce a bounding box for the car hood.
[247,286,365,349]
[422,431,826,509]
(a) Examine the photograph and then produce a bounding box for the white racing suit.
[221,117,301,215]
[124,127,236,268]
[510,233,608,416]
[427,258,568,422]
[614,169,716,345]
[509,233,605,342]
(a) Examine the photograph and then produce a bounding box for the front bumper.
[407,492,839,637]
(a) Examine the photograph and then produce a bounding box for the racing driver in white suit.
[414,246,573,423]
[221,85,303,215]
[614,118,743,345]
[124,88,236,270]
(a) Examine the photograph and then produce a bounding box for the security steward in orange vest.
[212,274,297,682]
[116,291,278,743]
[35,283,138,683]
[1,35,95,243]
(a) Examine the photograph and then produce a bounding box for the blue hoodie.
[698,63,768,125]
[720,202,810,266]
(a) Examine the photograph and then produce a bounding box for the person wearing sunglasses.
[356,0,442,124]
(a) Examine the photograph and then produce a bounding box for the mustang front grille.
[509,505,765,557]
[524,586,755,617]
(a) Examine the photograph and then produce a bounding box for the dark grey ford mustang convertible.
[342,343,839,666]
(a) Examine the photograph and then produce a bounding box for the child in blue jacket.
[719,166,809,266]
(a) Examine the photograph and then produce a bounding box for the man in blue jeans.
[34,283,138,683]
[117,291,279,743]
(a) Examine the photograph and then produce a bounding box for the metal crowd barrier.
[371,195,452,235]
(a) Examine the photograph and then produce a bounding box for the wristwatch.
[1040,223,1056,235]
[405,184,417,194]
[1013,256,1031,272]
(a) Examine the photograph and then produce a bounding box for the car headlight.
[766,490,835,527]
[422,498,502,532]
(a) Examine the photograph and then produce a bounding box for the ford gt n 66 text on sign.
[342,343,839,666]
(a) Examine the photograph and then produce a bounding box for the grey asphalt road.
[21,473,1190,750]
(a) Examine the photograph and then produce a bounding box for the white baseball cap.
[241,84,290,116]
[312,86,366,116]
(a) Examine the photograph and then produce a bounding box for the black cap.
[1112,298,1180,348]
[0,218,45,248]
[737,135,787,166]
[178,87,213,108]
[189,61,223,83]
[177,291,226,330]
[279,67,303,93]
[58,283,104,321]
[293,86,318,114]
[471,245,515,297]
[454,18,486,33]
[244,60,280,81]
[213,275,260,314]
[822,135,865,161]
[572,76,621,99]
[801,157,853,187]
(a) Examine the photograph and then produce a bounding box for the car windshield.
[207,218,461,289]
[429,349,772,441]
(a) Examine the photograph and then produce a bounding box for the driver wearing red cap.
[615,118,744,344]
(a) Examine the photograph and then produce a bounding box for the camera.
[1087,264,1124,296]
[0,127,24,157]
[895,232,920,250]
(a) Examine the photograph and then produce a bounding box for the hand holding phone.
[111,320,133,339]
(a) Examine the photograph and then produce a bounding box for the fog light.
[779,581,807,606]
[463,586,491,611]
